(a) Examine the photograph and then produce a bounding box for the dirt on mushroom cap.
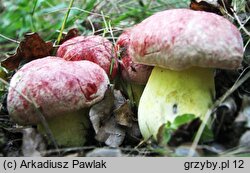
[7,56,110,124]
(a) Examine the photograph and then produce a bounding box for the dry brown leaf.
[190,0,232,15]
[1,33,53,70]
[114,102,133,127]
[59,28,79,45]
[113,90,141,143]
[89,85,125,147]
[89,86,141,147]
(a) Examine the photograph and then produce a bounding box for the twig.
[101,11,109,37]
[41,146,96,156]
[108,21,116,45]
[233,11,250,37]
[87,17,96,35]
[45,7,109,18]
[0,34,20,44]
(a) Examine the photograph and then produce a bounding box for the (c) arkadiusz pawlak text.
[19,159,107,169]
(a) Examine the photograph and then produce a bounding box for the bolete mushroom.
[57,35,118,79]
[116,29,153,105]
[7,56,109,146]
[128,9,244,139]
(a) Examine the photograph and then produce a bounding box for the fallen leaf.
[125,120,141,143]
[1,33,53,70]
[213,97,247,147]
[89,86,141,147]
[201,143,226,154]
[95,117,125,147]
[86,148,123,157]
[89,85,125,147]
[89,85,114,133]
[237,95,250,127]
[239,131,250,147]
[114,102,133,127]
[113,90,127,108]
[113,90,141,143]
[59,28,79,45]
[21,127,46,157]
[2,127,22,157]
[213,97,238,138]
[190,0,232,15]
[174,144,202,157]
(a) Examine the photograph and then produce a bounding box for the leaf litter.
[89,85,141,147]
[1,0,250,157]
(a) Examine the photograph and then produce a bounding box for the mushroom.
[116,29,153,105]
[128,9,244,139]
[7,56,109,146]
[57,35,118,79]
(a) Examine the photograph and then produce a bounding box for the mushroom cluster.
[6,8,244,148]
[7,56,109,146]
[128,9,244,139]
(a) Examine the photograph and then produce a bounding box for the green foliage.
[0,0,66,40]
[0,0,190,43]
[0,0,103,43]
[171,114,196,129]
[158,114,197,145]
[199,124,214,142]
[159,114,214,145]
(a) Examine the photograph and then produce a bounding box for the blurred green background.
[0,0,190,53]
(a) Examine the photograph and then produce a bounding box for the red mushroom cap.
[57,35,118,79]
[116,29,152,85]
[7,56,109,124]
[129,9,244,70]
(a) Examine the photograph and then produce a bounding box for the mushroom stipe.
[37,109,90,147]
[139,66,215,139]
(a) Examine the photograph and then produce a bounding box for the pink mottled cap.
[117,29,153,85]
[57,35,118,79]
[129,9,244,70]
[7,56,109,124]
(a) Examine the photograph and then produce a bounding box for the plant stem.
[189,68,250,156]
[56,0,75,44]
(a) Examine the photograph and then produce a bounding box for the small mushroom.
[116,29,153,105]
[129,9,244,139]
[7,56,109,146]
[57,35,118,79]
